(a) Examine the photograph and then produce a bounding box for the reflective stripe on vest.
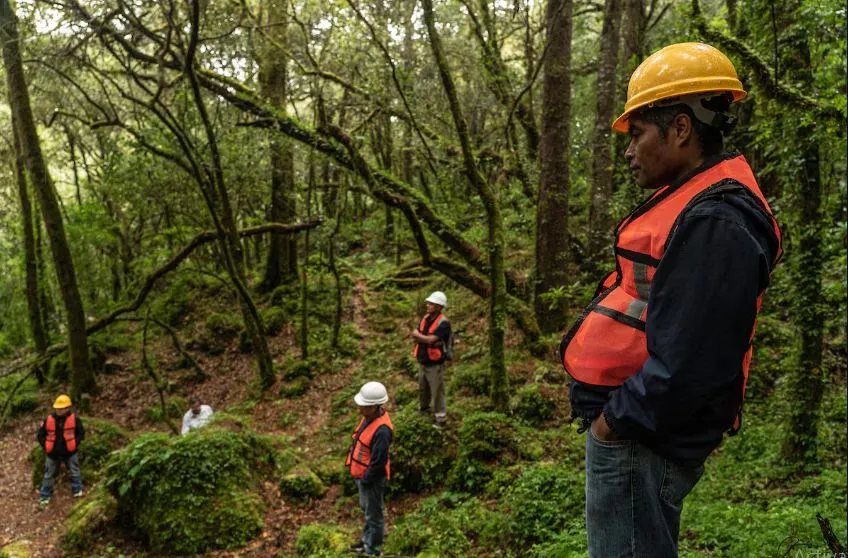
[412,313,446,363]
[45,413,78,454]
[345,412,394,480]
[560,153,782,432]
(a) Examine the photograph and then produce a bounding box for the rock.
[1,539,33,558]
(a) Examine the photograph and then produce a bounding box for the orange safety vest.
[346,412,393,480]
[45,413,78,454]
[413,313,446,363]
[560,154,782,431]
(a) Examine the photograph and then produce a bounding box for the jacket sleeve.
[604,205,771,441]
[37,420,46,448]
[76,416,85,444]
[360,426,392,485]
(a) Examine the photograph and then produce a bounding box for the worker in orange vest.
[36,394,85,508]
[411,291,452,427]
[346,382,393,556]
[560,43,781,556]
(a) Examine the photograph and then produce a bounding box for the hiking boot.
[73,490,84,498]
[431,422,444,430]
[38,497,50,509]
[349,541,365,552]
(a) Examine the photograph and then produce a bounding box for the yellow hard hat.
[53,394,72,409]
[612,42,747,133]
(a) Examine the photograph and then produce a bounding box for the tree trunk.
[259,0,297,292]
[1,0,96,398]
[586,0,624,267]
[780,33,824,466]
[535,0,574,334]
[422,0,509,410]
[11,112,47,384]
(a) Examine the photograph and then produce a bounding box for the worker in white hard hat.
[411,291,452,427]
[346,382,393,556]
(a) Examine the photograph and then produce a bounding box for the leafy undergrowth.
[1,259,845,557]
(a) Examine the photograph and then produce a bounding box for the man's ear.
[671,112,694,146]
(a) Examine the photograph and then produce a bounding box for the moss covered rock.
[295,523,352,557]
[30,417,130,488]
[279,467,326,501]
[280,376,311,398]
[62,485,118,552]
[0,540,32,558]
[102,427,281,554]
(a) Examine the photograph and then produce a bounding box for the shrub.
[206,312,241,337]
[294,523,352,557]
[388,406,455,494]
[282,359,315,381]
[144,397,186,423]
[62,484,118,551]
[280,377,311,398]
[269,283,300,316]
[279,467,327,502]
[393,383,417,408]
[30,417,130,488]
[0,373,39,418]
[263,306,289,335]
[449,363,490,397]
[510,383,556,425]
[384,495,506,557]
[447,412,517,492]
[102,427,280,554]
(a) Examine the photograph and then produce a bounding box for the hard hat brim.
[53,401,72,409]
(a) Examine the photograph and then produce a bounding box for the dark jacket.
[571,179,780,467]
[37,412,85,459]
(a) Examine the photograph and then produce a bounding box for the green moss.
[294,523,352,557]
[510,383,556,425]
[102,427,280,554]
[279,467,327,501]
[388,406,455,494]
[447,412,517,492]
[0,540,32,558]
[263,306,289,335]
[282,359,315,381]
[449,363,491,397]
[30,417,129,488]
[280,376,311,398]
[62,485,118,551]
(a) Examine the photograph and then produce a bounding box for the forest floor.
[0,279,420,557]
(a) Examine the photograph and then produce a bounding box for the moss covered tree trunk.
[780,35,825,466]
[586,0,623,267]
[1,0,96,398]
[259,0,297,292]
[535,0,574,333]
[11,112,47,384]
[422,0,509,410]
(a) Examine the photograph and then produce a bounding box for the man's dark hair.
[189,396,201,405]
[633,95,732,157]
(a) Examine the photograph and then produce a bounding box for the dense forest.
[0,0,845,556]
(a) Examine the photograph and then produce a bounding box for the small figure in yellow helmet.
[560,43,782,556]
[36,394,85,508]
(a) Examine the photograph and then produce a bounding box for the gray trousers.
[419,363,446,422]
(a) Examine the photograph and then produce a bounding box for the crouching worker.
[37,394,85,508]
[346,382,393,556]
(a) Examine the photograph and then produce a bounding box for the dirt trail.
[0,279,382,557]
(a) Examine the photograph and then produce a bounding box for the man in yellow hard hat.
[559,43,782,556]
[36,394,86,508]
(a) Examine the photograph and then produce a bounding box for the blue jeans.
[356,477,387,555]
[40,453,83,498]
[585,430,703,557]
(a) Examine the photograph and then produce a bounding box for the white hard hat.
[425,291,447,307]
[354,381,389,406]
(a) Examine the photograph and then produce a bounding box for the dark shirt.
[37,412,85,458]
[416,315,451,365]
[572,185,779,467]
[356,412,393,485]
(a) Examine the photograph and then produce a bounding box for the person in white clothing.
[181,396,214,435]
